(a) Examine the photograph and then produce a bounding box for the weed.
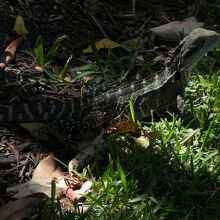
[73,32,150,86]
[25,35,70,83]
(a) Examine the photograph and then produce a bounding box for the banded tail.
[0,99,85,122]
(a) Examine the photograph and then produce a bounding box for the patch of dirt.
[0,123,45,203]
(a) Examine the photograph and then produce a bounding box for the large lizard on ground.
[0,28,219,129]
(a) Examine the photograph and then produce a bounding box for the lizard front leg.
[82,110,105,128]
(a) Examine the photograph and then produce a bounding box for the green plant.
[73,32,150,86]
[176,29,187,42]
[25,35,70,83]
[83,60,219,219]
[33,35,64,68]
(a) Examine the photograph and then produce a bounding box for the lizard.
[0,28,219,129]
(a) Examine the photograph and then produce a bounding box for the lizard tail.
[0,100,83,122]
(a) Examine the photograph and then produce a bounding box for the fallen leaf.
[132,131,160,149]
[120,38,143,50]
[7,154,66,198]
[83,38,120,53]
[0,36,24,69]
[150,17,203,41]
[0,193,48,220]
[133,135,150,149]
[32,154,63,180]
[83,74,94,84]
[13,15,29,36]
[106,120,141,137]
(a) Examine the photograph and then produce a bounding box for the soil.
[0,0,219,208]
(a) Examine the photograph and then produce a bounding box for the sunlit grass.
[41,48,220,220]
[78,56,219,219]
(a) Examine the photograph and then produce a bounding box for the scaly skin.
[0,28,219,128]
[90,28,220,124]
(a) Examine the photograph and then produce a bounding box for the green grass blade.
[54,157,83,180]
[129,100,136,123]
[51,179,56,219]
[60,55,72,79]
[46,35,65,63]
[34,35,44,67]
[42,67,63,83]
[116,159,127,193]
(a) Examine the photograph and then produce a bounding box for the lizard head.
[179,28,220,83]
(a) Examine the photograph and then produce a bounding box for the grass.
[24,35,71,83]
[41,51,220,219]
[24,32,148,86]
[73,31,150,85]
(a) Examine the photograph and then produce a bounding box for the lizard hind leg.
[82,110,105,129]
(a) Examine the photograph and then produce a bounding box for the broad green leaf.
[116,159,127,193]
[34,35,44,67]
[46,35,65,63]
[129,100,136,123]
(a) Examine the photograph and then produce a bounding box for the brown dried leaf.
[7,154,66,198]
[83,38,120,53]
[107,120,141,137]
[32,154,62,180]
[0,193,48,220]
[132,131,160,149]
[0,36,24,69]
[150,17,203,41]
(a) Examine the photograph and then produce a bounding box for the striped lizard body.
[0,28,219,129]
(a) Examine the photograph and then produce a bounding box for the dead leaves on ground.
[0,36,24,70]
[150,17,203,41]
[0,193,48,220]
[83,38,120,53]
[83,37,143,53]
[13,15,29,36]
[106,119,160,149]
[7,154,92,201]
[106,120,141,137]
[3,153,93,217]
[83,16,204,57]
[0,15,28,70]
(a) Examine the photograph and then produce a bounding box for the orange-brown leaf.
[0,36,24,69]
[107,120,141,137]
